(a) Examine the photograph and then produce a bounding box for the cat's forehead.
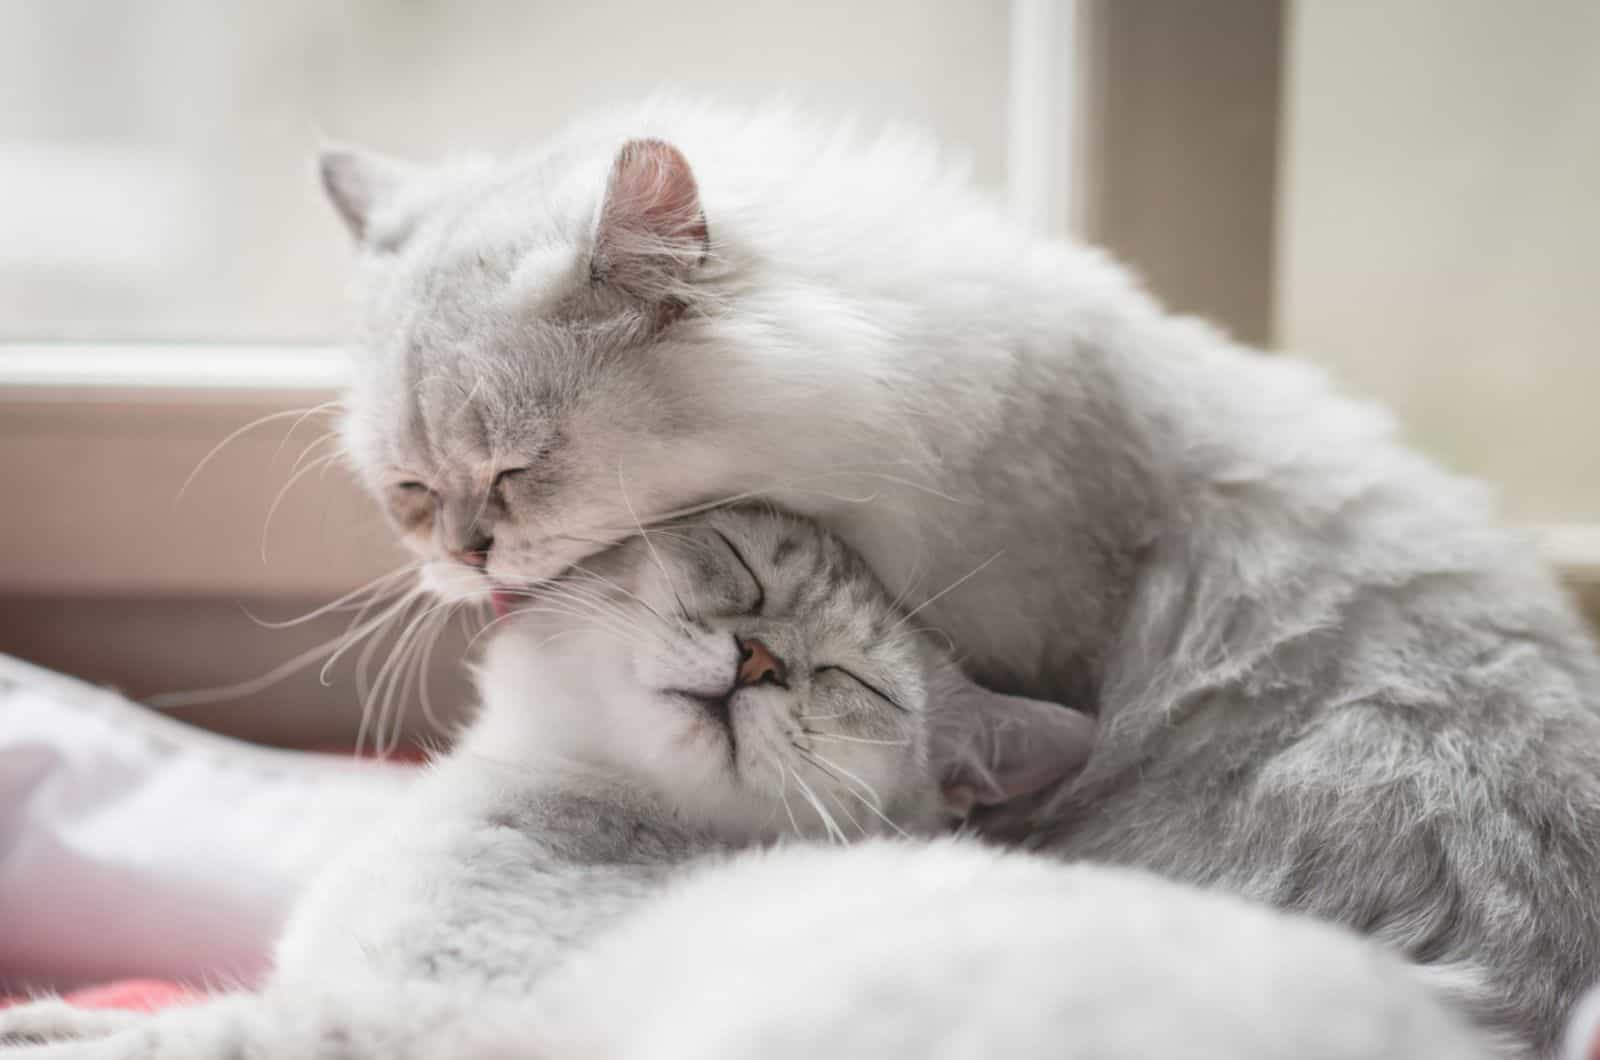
[349,204,632,465]
[701,509,902,634]
[352,279,610,475]
[350,333,550,467]
[389,155,598,290]
[355,156,599,345]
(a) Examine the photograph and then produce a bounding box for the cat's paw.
[0,1000,144,1048]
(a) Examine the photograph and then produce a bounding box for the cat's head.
[321,123,895,603]
[474,507,1093,842]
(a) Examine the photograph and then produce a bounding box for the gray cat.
[0,510,1500,1059]
[317,102,1600,1055]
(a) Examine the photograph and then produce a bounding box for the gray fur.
[320,104,1600,1055]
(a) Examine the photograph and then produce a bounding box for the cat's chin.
[419,537,640,613]
[418,560,493,604]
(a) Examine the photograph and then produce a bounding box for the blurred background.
[0,0,1595,748]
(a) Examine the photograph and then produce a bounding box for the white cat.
[0,510,1501,1059]
[320,100,1600,1054]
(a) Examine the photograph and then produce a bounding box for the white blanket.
[0,655,411,994]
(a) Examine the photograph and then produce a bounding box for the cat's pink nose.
[736,637,787,688]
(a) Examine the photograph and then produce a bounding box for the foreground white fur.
[534,843,1500,1060]
[0,848,1505,1060]
[230,846,1525,1060]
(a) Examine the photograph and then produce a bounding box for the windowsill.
[0,343,345,403]
[0,344,378,597]
[2,343,1598,598]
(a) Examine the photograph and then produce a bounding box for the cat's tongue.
[491,590,519,620]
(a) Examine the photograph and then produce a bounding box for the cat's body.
[533,841,1500,1060]
[0,510,1501,1060]
[0,845,1507,1060]
[320,102,1600,1055]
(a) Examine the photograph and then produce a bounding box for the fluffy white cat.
[318,100,1600,1055]
[0,511,1501,1059]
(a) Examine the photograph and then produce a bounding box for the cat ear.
[928,666,1096,817]
[1563,983,1600,1060]
[319,146,413,242]
[590,138,709,310]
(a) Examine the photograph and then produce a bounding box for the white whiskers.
[174,401,343,504]
[890,549,1005,633]
[787,766,848,845]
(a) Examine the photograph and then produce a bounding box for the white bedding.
[0,655,411,994]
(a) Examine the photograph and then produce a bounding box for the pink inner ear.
[600,138,707,250]
[938,697,1096,814]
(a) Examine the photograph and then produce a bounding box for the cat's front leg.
[0,999,148,1048]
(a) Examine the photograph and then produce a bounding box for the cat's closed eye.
[386,477,437,534]
[492,467,529,490]
[491,467,531,504]
[814,665,908,713]
[712,529,765,615]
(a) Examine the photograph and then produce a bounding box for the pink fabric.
[0,655,417,998]
[61,980,196,1012]
[0,978,196,1013]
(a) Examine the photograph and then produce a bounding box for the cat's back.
[530,840,1497,1060]
[1056,322,1600,1054]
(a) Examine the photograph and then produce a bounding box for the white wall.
[1276,0,1600,523]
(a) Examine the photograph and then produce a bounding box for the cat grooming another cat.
[0,510,1506,1059]
[316,102,1600,1055]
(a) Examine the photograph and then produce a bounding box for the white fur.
[329,99,1575,716]
[331,100,1179,695]
[0,844,1506,1060]
[326,101,1600,1056]
[0,512,1504,1060]
[11,100,1592,1059]
[533,841,1501,1060]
